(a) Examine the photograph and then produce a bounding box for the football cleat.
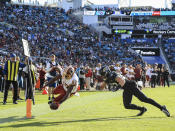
[13,101,18,104]
[137,107,147,116]
[162,105,170,117]
[48,101,52,105]
[48,97,51,100]
[3,101,6,105]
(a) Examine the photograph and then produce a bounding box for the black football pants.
[163,77,169,87]
[123,81,163,111]
[3,80,18,102]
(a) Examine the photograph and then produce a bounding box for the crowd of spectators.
[0,3,143,68]
[162,39,175,72]
[0,3,174,95]
[0,3,175,73]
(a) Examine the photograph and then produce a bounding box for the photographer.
[163,67,170,87]
[151,66,157,88]
[79,66,85,90]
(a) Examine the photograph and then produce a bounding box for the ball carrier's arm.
[44,74,62,87]
[59,86,74,104]
[59,80,77,104]
[44,66,62,87]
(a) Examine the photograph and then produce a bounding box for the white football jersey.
[96,67,101,75]
[46,61,57,78]
[62,73,79,93]
[146,68,152,78]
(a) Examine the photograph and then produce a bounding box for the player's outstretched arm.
[59,86,74,104]
[44,74,62,87]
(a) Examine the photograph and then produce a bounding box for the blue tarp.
[142,56,166,64]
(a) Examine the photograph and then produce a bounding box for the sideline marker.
[26,99,32,118]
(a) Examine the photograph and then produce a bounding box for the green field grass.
[0,86,175,131]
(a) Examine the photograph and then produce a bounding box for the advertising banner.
[129,11,175,16]
[84,11,96,16]
[114,11,121,15]
[152,11,160,16]
[153,30,175,34]
[160,11,175,16]
[131,47,160,56]
[95,11,105,16]
[113,29,132,34]
[130,11,153,16]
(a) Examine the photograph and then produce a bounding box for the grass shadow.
[0,115,172,129]
[0,116,35,124]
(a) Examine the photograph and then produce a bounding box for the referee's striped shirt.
[4,60,26,81]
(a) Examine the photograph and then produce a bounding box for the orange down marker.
[26,99,32,118]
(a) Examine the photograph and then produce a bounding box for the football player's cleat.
[162,105,170,117]
[48,101,52,105]
[137,107,147,116]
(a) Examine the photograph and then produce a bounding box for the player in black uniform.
[99,66,170,117]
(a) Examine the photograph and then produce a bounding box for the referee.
[3,54,26,105]
[99,66,170,117]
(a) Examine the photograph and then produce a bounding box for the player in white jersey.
[62,66,79,94]
[126,65,135,80]
[44,66,79,110]
[114,63,121,73]
[146,65,152,82]
[94,63,102,89]
[46,54,58,100]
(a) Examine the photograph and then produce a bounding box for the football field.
[0,86,175,131]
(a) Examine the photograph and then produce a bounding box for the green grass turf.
[0,86,175,131]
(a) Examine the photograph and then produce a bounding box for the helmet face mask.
[65,67,74,79]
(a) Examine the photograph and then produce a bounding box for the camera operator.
[151,66,157,88]
[79,66,85,90]
[141,65,146,88]
[163,67,170,87]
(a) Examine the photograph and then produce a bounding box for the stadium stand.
[0,3,175,73]
[162,39,175,72]
[0,4,144,67]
